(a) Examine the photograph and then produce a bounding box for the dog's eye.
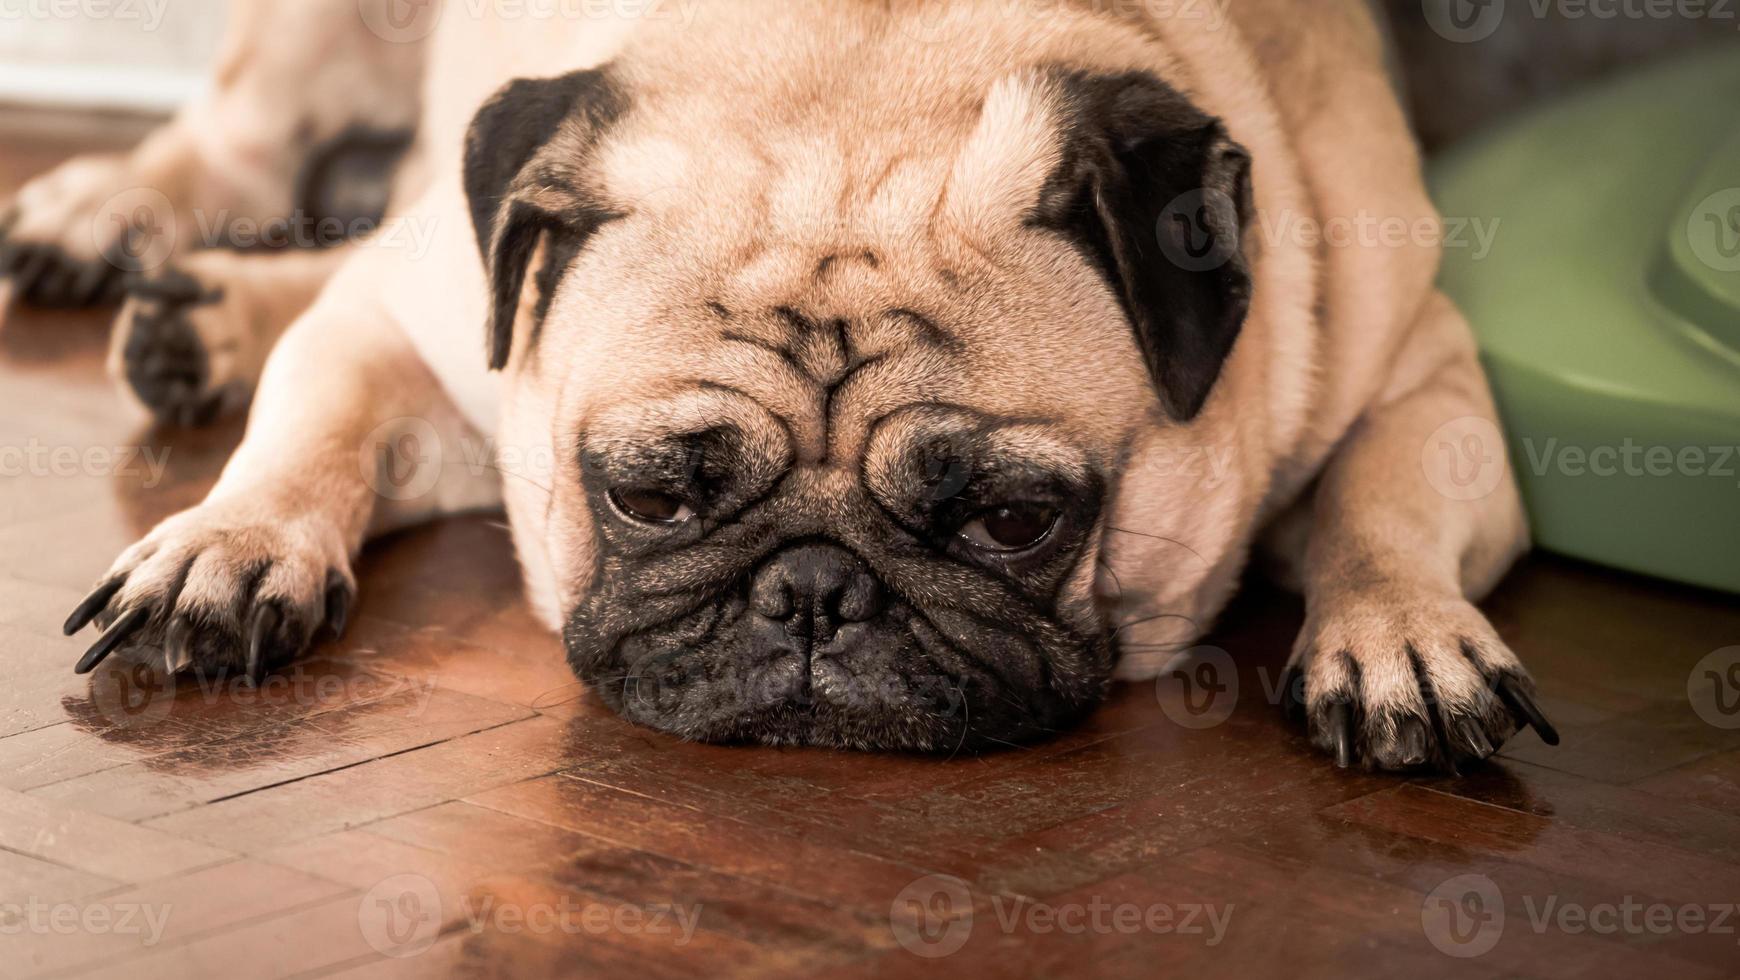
[608,488,696,525]
[959,504,1059,552]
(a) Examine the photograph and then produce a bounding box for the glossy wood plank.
[0,789,231,897]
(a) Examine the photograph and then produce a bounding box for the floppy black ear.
[463,68,627,370]
[1033,71,1254,421]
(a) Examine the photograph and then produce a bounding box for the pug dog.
[14,0,1560,768]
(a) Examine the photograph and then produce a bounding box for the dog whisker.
[1096,556,1127,605]
[476,462,554,498]
[1104,526,1210,569]
[1113,611,1200,636]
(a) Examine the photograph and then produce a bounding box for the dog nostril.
[750,544,884,635]
[835,574,883,623]
[750,575,794,621]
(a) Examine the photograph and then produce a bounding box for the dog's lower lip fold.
[565,564,1109,752]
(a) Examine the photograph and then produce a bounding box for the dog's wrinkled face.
[463,13,1252,750]
[567,389,1114,749]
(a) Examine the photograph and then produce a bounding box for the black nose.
[750,544,884,644]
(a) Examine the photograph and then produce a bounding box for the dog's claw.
[70,260,113,306]
[75,606,148,674]
[1496,675,1560,746]
[1456,716,1496,759]
[1328,701,1354,768]
[323,571,352,640]
[13,248,51,295]
[245,604,278,686]
[120,265,232,426]
[36,266,70,304]
[65,577,126,635]
[1397,716,1429,767]
[164,616,194,674]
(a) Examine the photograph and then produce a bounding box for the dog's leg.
[106,245,354,426]
[0,0,423,316]
[1282,291,1552,771]
[0,125,203,312]
[108,127,426,426]
[62,249,499,680]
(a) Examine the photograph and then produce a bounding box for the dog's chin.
[566,597,1111,753]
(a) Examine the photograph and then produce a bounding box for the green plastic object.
[1431,46,1740,595]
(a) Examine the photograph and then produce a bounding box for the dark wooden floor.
[3,128,1739,980]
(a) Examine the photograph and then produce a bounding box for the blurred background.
[0,1,1731,136]
[1379,0,1737,149]
[0,0,223,114]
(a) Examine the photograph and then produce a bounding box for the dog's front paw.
[111,264,237,426]
[62,503,356,683]
[0,155,144,312]
[1282,589,1558,772]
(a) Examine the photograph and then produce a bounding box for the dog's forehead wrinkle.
[691,298,974,469]
[638,97,1027,276]
[583,381,796,479]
